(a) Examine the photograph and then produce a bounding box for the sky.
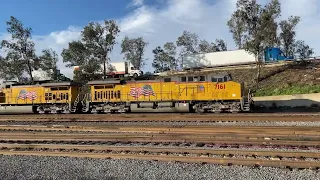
[0,0,320,79]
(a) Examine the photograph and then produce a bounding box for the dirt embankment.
[215,61,320,96]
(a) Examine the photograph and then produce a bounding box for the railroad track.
[1,140,319,151]
[1,132,320,146]
[1,125,320,146]
[0,124,319,136]
[0,113,320,122]
[0,142,320,169]
[1,119,320,169]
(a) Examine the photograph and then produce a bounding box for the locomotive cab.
[210,73,233,83]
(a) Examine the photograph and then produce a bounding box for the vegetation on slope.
[215,61,320,96]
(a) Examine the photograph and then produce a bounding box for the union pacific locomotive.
[0,72,254,114]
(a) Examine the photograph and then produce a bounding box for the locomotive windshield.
[211,73,232,82]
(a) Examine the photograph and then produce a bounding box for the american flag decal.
[129,84,155,98]
[18,89,38,101]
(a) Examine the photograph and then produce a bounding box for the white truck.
[74,61,143,78]
[103,61,143,78]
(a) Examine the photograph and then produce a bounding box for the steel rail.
[0,125,319,137]
[1,116,320,123]
[1,143,319,158]
[1,132,320,146]
[0,112,320,119]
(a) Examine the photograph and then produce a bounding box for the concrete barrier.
[253,93,320,109]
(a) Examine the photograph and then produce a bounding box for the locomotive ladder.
[81,93,91,113]
[243,89,253,112]
[71,94,81,113]
[243,99,250,111]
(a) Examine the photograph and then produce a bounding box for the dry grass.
[214,61,320,96]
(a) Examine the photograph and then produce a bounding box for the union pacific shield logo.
[198,85,205,92]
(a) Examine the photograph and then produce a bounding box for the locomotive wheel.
[125,107,132,113]
[188,103,195,113]
[194,104,204,114]
[32,106,39,114]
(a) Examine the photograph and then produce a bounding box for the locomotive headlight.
[232,93,236,97]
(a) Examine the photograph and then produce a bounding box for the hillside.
[214,61,320,96]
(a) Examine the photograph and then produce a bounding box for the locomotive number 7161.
[215,84,226,89]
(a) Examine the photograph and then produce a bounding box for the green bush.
[255,85,320,97]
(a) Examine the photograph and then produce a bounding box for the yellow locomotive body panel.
[0,82,81,113]
[124,81,174,102]
[89,81,242,103]
[0,84,79,105]
[42,85,79,104]
[86,72,251,113]
[90,83,123,103]
[0,85,45,105]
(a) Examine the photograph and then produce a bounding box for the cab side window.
[211,77,217,82]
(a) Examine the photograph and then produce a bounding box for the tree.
[227,10,246,48]
[121,36,148,70]
[198,39,228,53]
[198,40,213,53]
[61,40,101,81]
[175,30,228,69]
[56,73,71,81]
[295,40,314,60]
[81,20,120,79]
[152,42,177,72]
[227,0,281,85]
[152,46,166,72]
[214,39,228,51]
[279,16,300,56]
[163,42,177,70]
[0,16,39,83]
[0,51,26,82]
[39,48,59,80]
[176,31,199,54]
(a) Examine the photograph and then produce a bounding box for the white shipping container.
[182,49,257,69]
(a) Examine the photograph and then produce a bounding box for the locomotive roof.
[211,72,231,78]
[159,70,231,77]
[87,80,121,85]
[88,79,160,85]
[40,81,80,87]
[4,81,80,88]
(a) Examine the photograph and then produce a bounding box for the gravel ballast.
[0,155,319,180]
[2,121,320,127]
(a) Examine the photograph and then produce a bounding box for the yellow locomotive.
[80,72,253,113]
[0,81,81,114]
[0,73,253,114]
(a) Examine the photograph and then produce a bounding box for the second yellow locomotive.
[0,81,81,114]
[79,72,253,113]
